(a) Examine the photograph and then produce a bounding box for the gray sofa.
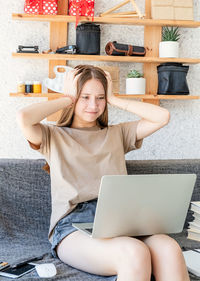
[0,158,200,281]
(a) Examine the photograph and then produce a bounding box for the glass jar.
[25,81,33,93]
[17,81,25,93]
[33,81,42,94]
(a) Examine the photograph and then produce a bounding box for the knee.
[115,237,151,271]
[149,234,182,259]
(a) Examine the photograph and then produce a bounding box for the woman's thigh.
[57,230,150,276]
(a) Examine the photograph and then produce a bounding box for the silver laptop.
[72,174,196,238]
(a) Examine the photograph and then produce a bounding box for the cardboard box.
[151,6,174,20]
[173,0,193,7]
[151,0,173,6]
[174,7,193,20]
[151,0,193,20]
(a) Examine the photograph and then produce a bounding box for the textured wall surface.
[1,0,200,160]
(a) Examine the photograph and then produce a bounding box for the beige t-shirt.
[27,121,143,241]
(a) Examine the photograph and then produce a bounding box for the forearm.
[110,97,169,124]
[17,96,72,126]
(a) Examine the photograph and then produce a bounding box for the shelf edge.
[10,93,200,100]
[12,14,200,27]
[11,53,200,64]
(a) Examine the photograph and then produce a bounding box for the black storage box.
[157,63,189,95]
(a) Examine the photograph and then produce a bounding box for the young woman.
[17,65,189,281]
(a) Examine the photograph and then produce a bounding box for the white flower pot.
[126,78,146,95]
[159,41,179,58]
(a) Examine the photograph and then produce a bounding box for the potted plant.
[159,26,180,58]
[126,70,146,95]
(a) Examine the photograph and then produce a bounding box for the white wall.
[1,0,200,160]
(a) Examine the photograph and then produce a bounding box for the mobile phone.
[0,263,35,279]
[0,261,9,271]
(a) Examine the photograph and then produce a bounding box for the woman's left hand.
[104,71,115,104]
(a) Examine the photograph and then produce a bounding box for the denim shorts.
[51,199,97,258]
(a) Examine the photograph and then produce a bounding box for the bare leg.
[57,231,152,281]
[140,234,190,281]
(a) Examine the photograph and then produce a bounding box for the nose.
[88,97,98,109]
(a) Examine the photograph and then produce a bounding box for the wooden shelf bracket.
[100,0,145,18]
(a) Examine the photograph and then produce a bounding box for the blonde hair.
[42,64,108,174]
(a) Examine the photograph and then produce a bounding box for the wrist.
[64,95,77,105]
[108,95,117,105]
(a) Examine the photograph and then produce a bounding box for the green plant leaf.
[127,70,143,78]
[162,26,180,41]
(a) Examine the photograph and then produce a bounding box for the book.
[192,211,200,221]
[187,202,200,241]
[187,229,200,242]
[192,217,200,225]
[189,225,200,233]
[189,221,200,232]
[190,201,200,214]
[183,249,200,277]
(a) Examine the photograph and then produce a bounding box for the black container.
[157,63,189,95]
[76,23,100,55]
[25,81,33,93]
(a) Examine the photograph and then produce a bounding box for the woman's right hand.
[63,70,80,103]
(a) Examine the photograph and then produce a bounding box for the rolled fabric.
[105,41,146,56]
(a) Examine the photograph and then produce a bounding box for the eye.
[97,96,105,100]
[81,96,89,99]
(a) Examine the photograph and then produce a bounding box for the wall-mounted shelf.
[10,93,200,100]
[115,94,200,100]
[10,93,60,98]
[12,13,200,27]
[12,0,200,121]
[12,53,200,64]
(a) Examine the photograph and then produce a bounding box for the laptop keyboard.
[85,228,93,233]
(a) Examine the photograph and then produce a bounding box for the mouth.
[85,112,98,114]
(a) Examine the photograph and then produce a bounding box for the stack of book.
[183,249,200,277]
[187,201,200,242]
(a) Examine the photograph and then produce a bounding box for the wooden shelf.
[12,53,200,64]
[12,13,200,27]
[10,93,62,98]
[115,94,200,100]
[10,93,200,100]
[12,1,200,114]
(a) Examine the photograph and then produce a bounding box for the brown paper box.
[174,7,193,20]
[151,0,193,20]
[173,0,193,7]
[151,6,174,20]
[151,0,173,6]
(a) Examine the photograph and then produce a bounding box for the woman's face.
[73,78,106,126]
